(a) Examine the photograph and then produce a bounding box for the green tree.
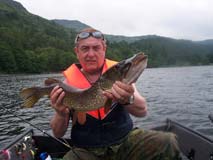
[0,42,17,73]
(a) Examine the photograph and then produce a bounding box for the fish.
[20,52,148,112]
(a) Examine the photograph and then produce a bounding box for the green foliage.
[129,37,213,67]
[0,42,17,73]
[0,0,76,73]
[207,53,213,64]
[0,0,213,73]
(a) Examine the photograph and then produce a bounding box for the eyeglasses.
[74,31,105,44]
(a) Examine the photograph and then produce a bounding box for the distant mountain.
[0,0,213,73]
[53,19,156,43]
[128,36,213,67]
[53,19,213,45]
[196,39,213,45]
[105,34,160,43]
[52,19,90,32]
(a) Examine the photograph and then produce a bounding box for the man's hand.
[103,81,134,104]
[103,81,147,117]
[50,85,70,117]
[50,86,70,138]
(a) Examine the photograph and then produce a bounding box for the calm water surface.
[0,66,213,148]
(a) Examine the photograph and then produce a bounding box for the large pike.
[20,53,148,111]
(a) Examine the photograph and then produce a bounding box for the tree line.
[0,0,213,73]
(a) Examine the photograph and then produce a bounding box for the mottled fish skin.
[20,52,148,111]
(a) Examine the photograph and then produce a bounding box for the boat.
[0,119,212,160]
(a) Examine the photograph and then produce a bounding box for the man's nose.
[87,48,95,56]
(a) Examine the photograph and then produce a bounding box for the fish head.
[99,52,147,90]
[116,52,148,84]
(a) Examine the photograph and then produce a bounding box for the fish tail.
[20,87,43,108]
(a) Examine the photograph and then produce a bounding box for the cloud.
[15,0,213,40]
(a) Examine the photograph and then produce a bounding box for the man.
[50,28,180,160]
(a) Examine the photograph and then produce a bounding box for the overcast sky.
[15,0,213,41]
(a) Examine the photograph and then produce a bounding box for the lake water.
[0,66,213,149]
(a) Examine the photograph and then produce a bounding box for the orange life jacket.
[63,59,117,120]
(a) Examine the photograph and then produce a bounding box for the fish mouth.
[133,53,147,65]
[122,52,148,84]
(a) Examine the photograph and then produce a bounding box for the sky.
[15,0,213,41]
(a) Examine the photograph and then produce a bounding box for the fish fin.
[77,112,86,125]
[104,99,112,114]
[44,78,60,86]
[72,111,77,126]
[20,87,42,108]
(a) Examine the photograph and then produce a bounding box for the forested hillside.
[0,0,77,73]
[1,0,213,73]
[129,37,213,67]
[52,19,91,32]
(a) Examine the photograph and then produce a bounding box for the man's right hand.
[50,85,70,117]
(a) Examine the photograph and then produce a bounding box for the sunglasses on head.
[74,31,105,44]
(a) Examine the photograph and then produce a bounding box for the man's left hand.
[103,81,134,104]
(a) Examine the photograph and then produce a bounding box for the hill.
[0,0,213,73]
[52,19,91,32]
[53,19,213,45]
[129,37,213,67]
[0,0,78,73]
[53,19,150,43]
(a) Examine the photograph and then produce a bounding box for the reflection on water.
[0,66,213,148]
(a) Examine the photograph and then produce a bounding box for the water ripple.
[0,67,213,148]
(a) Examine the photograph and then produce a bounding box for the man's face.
[74,37,106,73]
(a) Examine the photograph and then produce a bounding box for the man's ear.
[74,47,79,59]
[103,43,107,52]
[74,47,78,54]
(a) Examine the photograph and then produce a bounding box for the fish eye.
[120,62,130,74]
[125,63,131,72]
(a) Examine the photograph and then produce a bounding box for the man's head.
[74,28,107,73]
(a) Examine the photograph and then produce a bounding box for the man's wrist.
[56,109,70,118]
[123,95,134,105]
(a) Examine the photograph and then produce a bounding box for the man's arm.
[124,85,147,117]
[50,111,70,138]
[50,86,70,138]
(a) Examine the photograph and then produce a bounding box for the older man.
[50,28,180,160]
